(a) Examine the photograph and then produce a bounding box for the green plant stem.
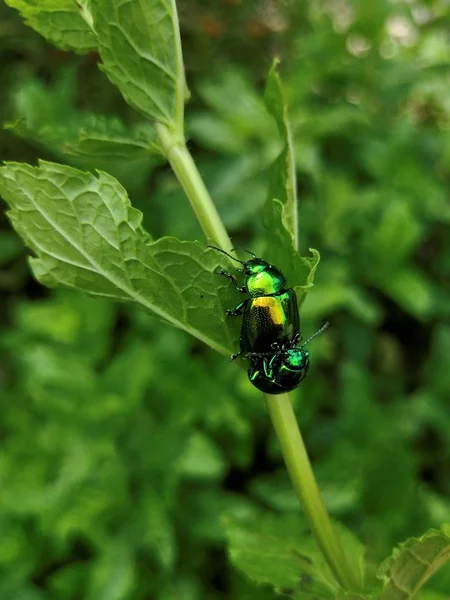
[159,119,360,592]
[266,393,361,591]
[155,123,234,251]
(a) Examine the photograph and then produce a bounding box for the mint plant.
[1,1,449,599]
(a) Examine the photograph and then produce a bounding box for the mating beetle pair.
[208,246,328,394]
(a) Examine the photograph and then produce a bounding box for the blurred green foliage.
[0,0,450,598]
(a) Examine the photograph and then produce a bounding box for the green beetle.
[208,246,328,394]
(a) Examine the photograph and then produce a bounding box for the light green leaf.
[196,69,276,144]
[7,70,162,161]
[264,199,320,306]
[139,489,176,570]
[7,116,161,162]
[86,545,135,600]
[91,0,186,130]
[264,60,298,249]
[378,528,450,600]
[225,511,342,598]
[378,268,435,320]
[4,0,96,53]
[176,431,226,481]
[364,199,423,267]
[0,160,241,356]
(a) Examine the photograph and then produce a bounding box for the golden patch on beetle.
[252,296,284,325]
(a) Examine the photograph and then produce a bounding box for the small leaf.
[0,161,240,356]
[91,0,186,130]
[139,489,176,570]
[4,0,96,53]
[7,70,162,161]
[176,432,226,481]
[86,545,135,600]
[7,116,161,162]
[225,511,352,598]
[264,60,298,249]
[264,200,320,306]
[364,199,422,267]
[378,528,450,600]
[378,268,434,320]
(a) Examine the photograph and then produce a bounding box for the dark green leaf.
[0,231,23,265]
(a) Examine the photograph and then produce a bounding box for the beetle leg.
[230,326,248,361]
[249,368,260,382]
[216,269,247,293]
[226,299,247,317]
[263,354,279,379]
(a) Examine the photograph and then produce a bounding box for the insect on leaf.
[0,161,241,357]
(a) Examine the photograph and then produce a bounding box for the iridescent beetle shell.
[208,246,328,394]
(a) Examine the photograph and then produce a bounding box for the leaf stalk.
[266,393,362,591]
[155,123,233,251]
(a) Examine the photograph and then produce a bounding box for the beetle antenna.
[301,322,329,348]
[230,247,256,258]
[206,245,245,266]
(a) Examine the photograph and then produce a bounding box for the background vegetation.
[0,1,449,598]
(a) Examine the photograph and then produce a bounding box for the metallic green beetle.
[208,246,328,394]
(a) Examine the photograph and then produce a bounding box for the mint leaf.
[264,199,320,306]
[225,511,340,598]
[86,545,135,600]
[4,0,96,53]
[8,114,161,162]
[377,268,434,320]
[264,60,298,249]
[378,528,450,600]
[91,0,186,130]
[7,70,162,162]
[0,161,240,356]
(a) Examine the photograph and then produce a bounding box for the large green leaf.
[4,0,96,53]
[225,511,336,598]
[0,162,321,358]
[264,60,298,250]
[91,0,186,130]
[378,528,450,600]
[225,511,366,599]
[0,161,237,356]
